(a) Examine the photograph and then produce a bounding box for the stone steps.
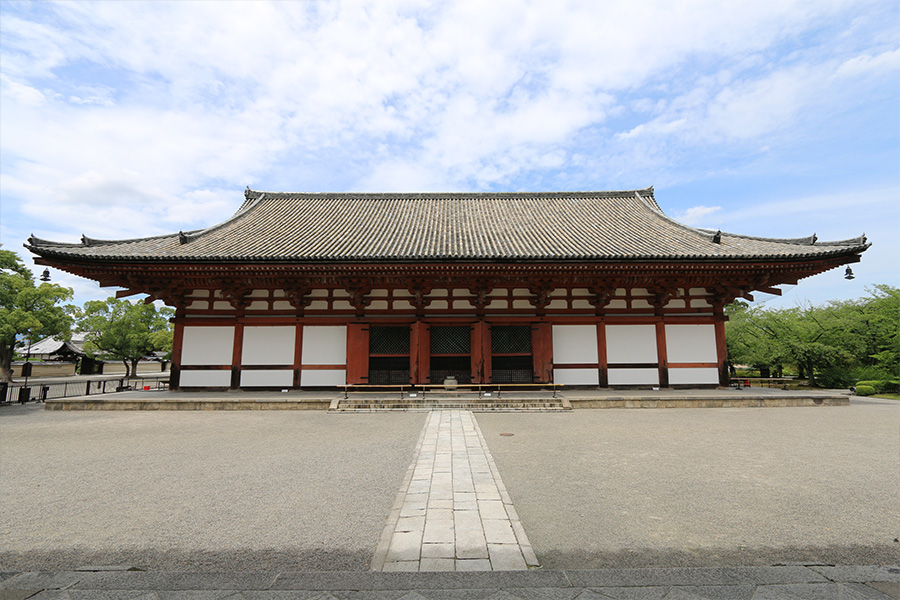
[330,396,571,412]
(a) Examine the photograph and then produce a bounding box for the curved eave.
[26,243,871,265]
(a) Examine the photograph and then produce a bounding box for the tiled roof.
[26,188,869,262]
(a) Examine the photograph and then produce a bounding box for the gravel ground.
[0,405,426,572]
[475,398,900,569]
[2,399,897,573]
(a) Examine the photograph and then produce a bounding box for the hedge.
[855,380,900,394]
[854,385,876,396]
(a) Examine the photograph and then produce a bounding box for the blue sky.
[1,0,898,309]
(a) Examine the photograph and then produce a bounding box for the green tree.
[859,285,899,377]
[725,285,900,387]
[77,297,174,377]
[0,248,74,382]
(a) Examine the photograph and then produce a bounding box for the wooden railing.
[730,377,796,389]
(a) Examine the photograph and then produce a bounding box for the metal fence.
[1,373,169,404]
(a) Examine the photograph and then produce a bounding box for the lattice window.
[369,326,410,354]
[368,356,410,384]
[430,356,472,384]
[491,356,533,383]
[430,326,470,354]
[491,325,531,354]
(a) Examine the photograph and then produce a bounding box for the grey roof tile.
[26,189,869,263]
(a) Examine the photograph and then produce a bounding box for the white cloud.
[0,74,45,106]
[673,205,722,227]
[0,0,896,306]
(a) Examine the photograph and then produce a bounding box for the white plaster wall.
[606,325,658,364]
[242,326,295,365]
[666,324,717,363]
[181,326,234,365]
[301,369,347,386]
[241,369,294,387]
[369,301,389,310]
[301,326,347,365]
[179,370,231,387]
[552,325,598,364]
[668,367,719,385]
[554,368,599,385]
[608,368,659,385]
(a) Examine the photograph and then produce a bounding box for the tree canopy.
[726,285,899,387]
[0,247,74,382]
[77,297,174,377]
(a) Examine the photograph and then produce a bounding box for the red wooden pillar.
[292,323,304,388]
[714,311,729,386]
[170,318,185,390]
[531,322,553,383]
[231,321,244,389]
[596,321,608,388]
[410,321,431,385]
[414,322,431,385]
[655,320,669,388]
[471,321,492,383]
[470,321,484,384]
[346,323,369,384]
[409,323,419,384]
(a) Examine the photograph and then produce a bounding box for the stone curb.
[2,566,897,592]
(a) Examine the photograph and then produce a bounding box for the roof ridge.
[698,229,867,247]
[179,192,267,244]
[632,192,725,245]
[244,188,656,200]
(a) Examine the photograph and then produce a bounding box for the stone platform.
[42,387,850,410]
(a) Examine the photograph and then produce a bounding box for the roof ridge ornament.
[179,231,188,245]
[712,230,722,244]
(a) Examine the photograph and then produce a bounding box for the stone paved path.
[372,410,539,572]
